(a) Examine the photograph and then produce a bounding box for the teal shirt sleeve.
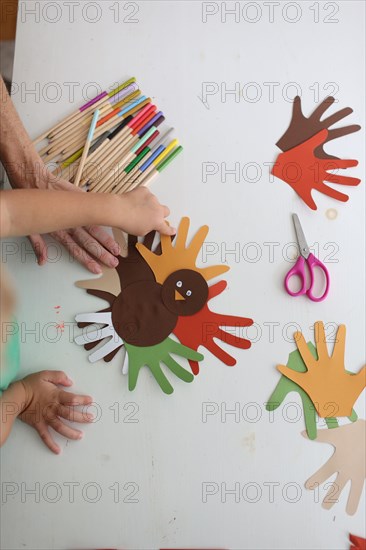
[0,321,20,395]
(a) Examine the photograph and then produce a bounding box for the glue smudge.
[326,208,338,220]
[243,432,255,453]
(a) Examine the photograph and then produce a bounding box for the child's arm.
[0,187,175,239]
[0,371,94,454]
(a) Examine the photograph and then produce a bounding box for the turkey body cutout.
[277,322,366,418]
[303,420,366,516]
[276,96,361,160]
[75,218,252,393]
[267,341,357,440]
[272,130,360,210]
[173,280,253,374]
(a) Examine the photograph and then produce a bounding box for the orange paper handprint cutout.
[277,322,366,418]
[136,217,230,284]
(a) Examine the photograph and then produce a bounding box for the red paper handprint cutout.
[173,280,253,375]
[272,129,360,210]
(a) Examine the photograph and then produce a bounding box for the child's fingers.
[58,405,94,423]
[43,370,72,386]
[162,205,170,218]
[49,418,83,440]
[36,424,60,454]
[58,390,93,406]
[157,221,176,236]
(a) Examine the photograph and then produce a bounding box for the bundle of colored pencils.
[34,77,183,194]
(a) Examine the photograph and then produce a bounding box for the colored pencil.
[43,87,140,153]
[112,128,174,194]
[94,114,165,193]
[80,104,155,186]
[55,97,151,162]
[89,112,164,192]
[73,109,100,187]
[133,145,184,190]
[39,89,142,158]
[33,77,137,144]
[91,125,159,193]
[126,139,179,189]
[37,77,183,195]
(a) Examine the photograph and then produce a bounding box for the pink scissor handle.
[284,256,307,297]
[306,253,330,302]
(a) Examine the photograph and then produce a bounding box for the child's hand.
[19,370,93,454]
[120,188,176,236]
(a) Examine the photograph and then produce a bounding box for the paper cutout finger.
[125,337,203,394]
[277,322,366,418]
[136,217,230,285]
[272,129,360,210]
[76,309,123,362]
[173,280,253,374]
[76,230,157,296]
[349,534,366,550]
[303,420,366,515]
[75,227,127,296]
[267,341,357,439]
[74,312,124,363]
[276,96,361,160]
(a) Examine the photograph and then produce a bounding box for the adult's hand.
[26,174,121,275]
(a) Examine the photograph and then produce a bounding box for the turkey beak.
[175,290,185,301]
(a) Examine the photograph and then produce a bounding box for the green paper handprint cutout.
[125,337,204,394]
[266,342,357,439]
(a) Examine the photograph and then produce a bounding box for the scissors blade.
[292,214,310,259]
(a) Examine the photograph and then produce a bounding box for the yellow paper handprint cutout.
[136,217,230,284]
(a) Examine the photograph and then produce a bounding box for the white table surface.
[1,1,365,549]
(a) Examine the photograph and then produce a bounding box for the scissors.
[284,214,330,302]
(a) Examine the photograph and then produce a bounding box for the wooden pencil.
[92,124,160,193]
[33,77,137,144]
[52,98,151,162]
[80,105,155,186]
[112,128,174,193]
[119,145,183,194]
[40,90,141,158]
[73,109,100,187]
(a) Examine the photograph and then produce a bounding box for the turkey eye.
[176,281,183,288]
[186,290,192,297]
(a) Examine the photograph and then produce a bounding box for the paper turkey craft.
[75,218,253,394]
